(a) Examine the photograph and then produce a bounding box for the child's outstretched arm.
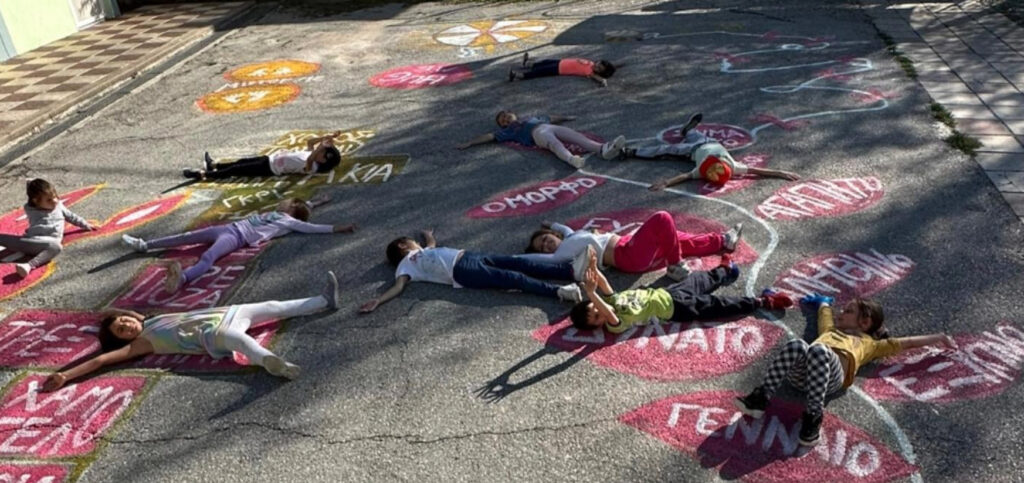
[649,171,696,191]
[587,249,614,296]
[747,167,800,181]
[455,133,495,150]
[896,334,957,350]
[62,205,95,231]
[42,339,152,392]
[548,115,577,124]
[421,229,436,248]
[588,74,608,87]
[359,275,410,313]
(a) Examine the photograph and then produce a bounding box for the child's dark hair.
[26,179,55,205]
[316,146,341,173]
[495,110,510,125]
[855,297,888,339]
[289,199,311,221]
[386,236,415,266]
[98,316,131,352]
[595,60,616,78]
[525,228,565,253]
[569,301,593,330]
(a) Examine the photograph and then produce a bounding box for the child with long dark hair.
[735,294,957,447]
[1,179,95,278]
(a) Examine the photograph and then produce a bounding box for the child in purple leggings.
[121,197,355,292]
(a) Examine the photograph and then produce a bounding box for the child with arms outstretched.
[735,294,957,447]
[509,53,616,87]
[184,132,343,180]
[1,179,96,278]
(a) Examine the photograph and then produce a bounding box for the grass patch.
[874,30,918,79]
[945,131,984,156]
[930,102,957,128]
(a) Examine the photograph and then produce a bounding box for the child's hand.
[42,373,66,392]
[334,224,357,233]
[421,229,434,238]
[649,180,668,192]
[455,143,471,150]
[598,78,608,87]
[359,299,379,313]
[800,293,834,307]
[588,249,599,271]
[940,334,958,350]
[583,269,598,292]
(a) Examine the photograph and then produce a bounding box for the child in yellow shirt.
[735,294,956,447]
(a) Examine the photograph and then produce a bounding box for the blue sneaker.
[800,293,835,308]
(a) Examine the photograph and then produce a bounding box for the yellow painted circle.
[433,20,549,47]
[225,60,320,82]
[197,85,301,113]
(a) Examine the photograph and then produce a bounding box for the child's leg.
[452,254,563,298]
[231,296,329,327]
[613,211,680,272]
[667,266,730,296]
[0,235,62,268]
[634,144,688,159]
[677,230,725,257]
[145,225,232,250]
[221,327,277,367]
[521,59,560,79]
[205,156,273,179]
[803,343,845,416]
[547,125,604,153]
[481,254,574,281]
[758,339,811,397]
[672,293,759,321]
[532,125,576,162]
[180,232,244,283]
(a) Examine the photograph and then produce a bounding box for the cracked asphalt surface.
[1,1,1024,482]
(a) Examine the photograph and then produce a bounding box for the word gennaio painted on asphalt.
[0,187,188,302]
[756,177,884,221]
[0,463,71,483]
[772,249,914,302]
[466,176,605,218]
[862,321,1024,403]
[700,153,769,197]
[370,63,472,89]
[620,391,916,483]
[0,374,149,458]
[532,317,783,381]
[566,209,759,271]
[198,60,321,114]
[660,123,754,150]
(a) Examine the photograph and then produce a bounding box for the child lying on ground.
[183,132,342,180]
[509,52,616,87]
[0,179,95,278]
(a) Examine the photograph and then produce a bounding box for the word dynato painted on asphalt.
[0,374,149,459]
[466,176,605,218]
[0,309,279,372]
[197,60,321,114]
[772,249,914,302]
[370,63,472,89]
[862,321,1024,403]
[756,177,885,221]
[0,186,188,302]
[532,317,783,381]
[566,209,759,271]
[660,123,754,150]
[620,391,916,483]
[0,463,71,483]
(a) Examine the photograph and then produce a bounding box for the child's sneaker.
[566,155,586,169]
[679,112,703,137]
[164,261,183,293]
[508,67,517,82]
[14,263,31,278]
[572,246,594,281]
[323,270,340,310]
[723,222,743,252]
[203,152,215,172]
[121,234,148,253]
[799,411,823,446]
[263,355,301,380]
[665,262,690,281]
[522,51,530,67]
[557,284,583,303]
[600,135,626,160]
[760,289,794,310]
[719,254,740,286]
[734,387,769,418]
[619,147,637,160]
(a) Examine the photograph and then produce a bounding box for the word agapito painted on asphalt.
[466,176,605,218]
[756,178,885,221]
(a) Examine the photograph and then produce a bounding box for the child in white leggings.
[41,271,341,392]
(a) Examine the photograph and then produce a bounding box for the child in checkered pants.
[735,294,957,447]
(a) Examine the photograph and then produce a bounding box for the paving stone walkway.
[0,2,252,151]
[867,0,1024,223]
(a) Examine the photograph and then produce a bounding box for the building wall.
[0,0,78,55]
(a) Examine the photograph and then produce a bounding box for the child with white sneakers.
[0,179,95,278]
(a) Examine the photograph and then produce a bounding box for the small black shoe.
[522,51,530,67]
[620,147,637,159]
[734,387,769,418]
[203,152,214,172]
[182,169,201,180]
[799,411,823,447]
[508,67,516,82]
[679,112,703,137]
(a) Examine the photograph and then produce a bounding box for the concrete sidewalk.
[867,0,1024,222]
[0,2,252,152]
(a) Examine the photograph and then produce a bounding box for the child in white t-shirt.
[184,132,343,180]
[358,229,589,313]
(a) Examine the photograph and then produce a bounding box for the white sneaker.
[557,284,583,303]
[666,262,691,281]
[572,246,594,281]
[122,234,148,253]
[566,155,586,169]
[14,263,31,278]
[263,355,301,380]
[164,261,183,293]
[600,135,626,160]
[324,270,340,310]
[723,222,744,252]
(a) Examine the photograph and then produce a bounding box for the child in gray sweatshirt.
[1,179,94,278]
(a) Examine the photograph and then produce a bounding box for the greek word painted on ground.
[0,310,101,369]
[756,177,884,221]
[772,249,914,302]
[862,321,1024,403]
[660,123,753,150]
[0,374,149,458]
[532,318,783,381]
[224,60,320,82]
[700,153,769,197]
[620,391,916,483]
[466,176,605,218]
[0,463,71,483]
[370,63,472,89]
